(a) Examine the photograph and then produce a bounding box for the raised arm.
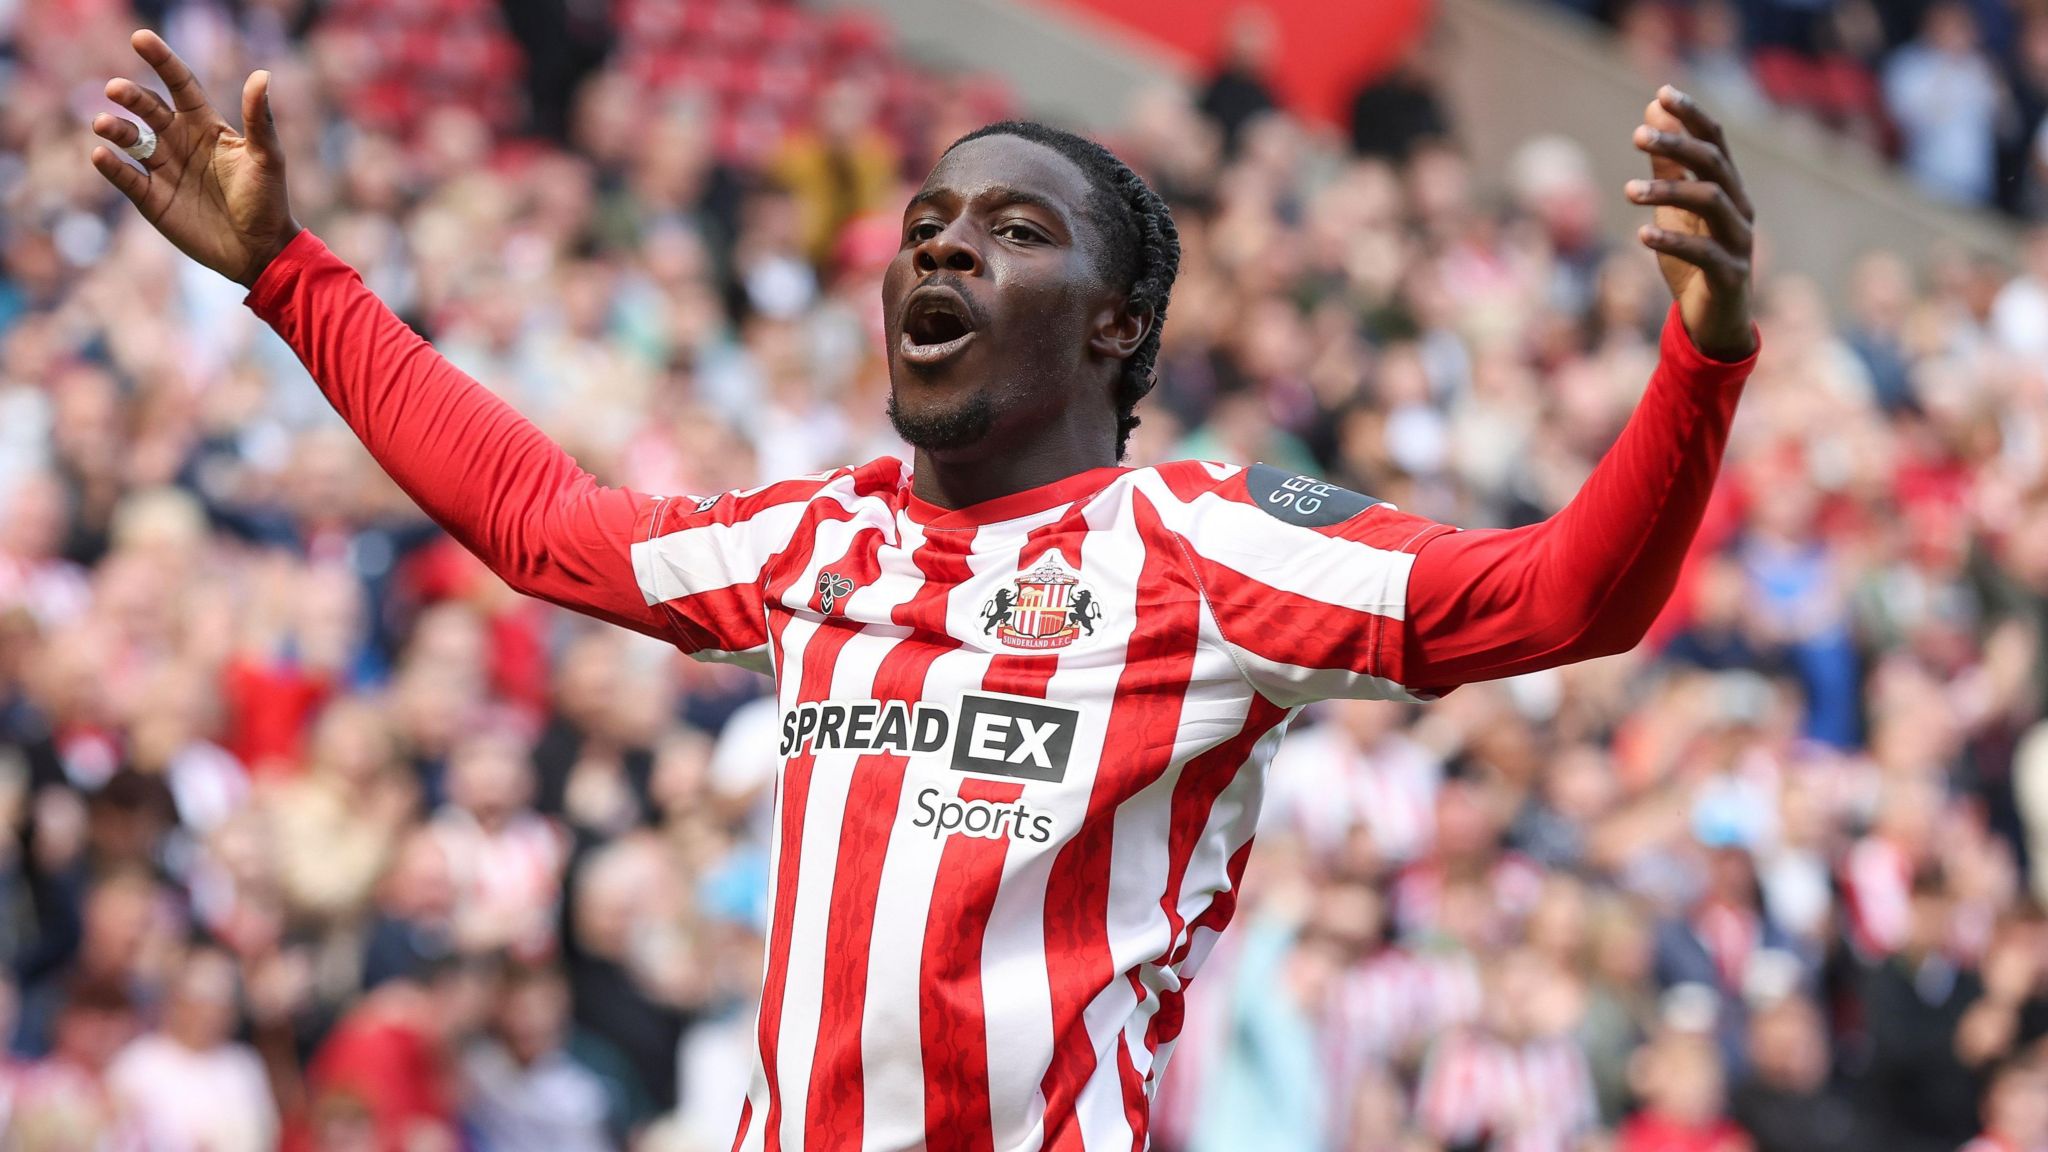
[86,31,671,640]
[1398,88,1760,694]
[244,233,668,636]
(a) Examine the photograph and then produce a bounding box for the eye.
[995,222,1046,244]
[905,220,942,244]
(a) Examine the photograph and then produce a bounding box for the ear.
[1087,298,1152,363]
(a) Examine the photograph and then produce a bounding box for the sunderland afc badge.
[981,554,1101,651]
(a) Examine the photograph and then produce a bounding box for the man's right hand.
[89,30,299,288]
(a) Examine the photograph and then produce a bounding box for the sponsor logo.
[779,700,951,758]
[950,693,1076,783]
[979,553,1101,651]
[1244,463,1382,528]
[910,787,1056,843]
[692,493,720,513]
[777,692,1079,784]
[815,570,855,614]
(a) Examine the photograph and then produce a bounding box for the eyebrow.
[907,184,1072,229]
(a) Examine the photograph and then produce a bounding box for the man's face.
[883,135,1123,456]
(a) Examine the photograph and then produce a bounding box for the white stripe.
[1227,646,1427,707]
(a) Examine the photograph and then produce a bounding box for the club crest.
[980,554,1102,651]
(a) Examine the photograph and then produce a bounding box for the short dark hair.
[945,121,1181,459]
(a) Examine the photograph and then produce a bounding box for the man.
[1962,1053,2048,1152]
[88,28,1759,1151]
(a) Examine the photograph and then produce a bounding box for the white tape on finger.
[123,122,157,162]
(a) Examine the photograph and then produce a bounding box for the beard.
[887,385,1000,451]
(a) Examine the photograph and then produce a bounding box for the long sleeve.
[245,230,669,639]
[1396,304,1758,694]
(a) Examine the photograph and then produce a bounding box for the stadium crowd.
[4,0,2048,1150]
[1545,0,2048,217]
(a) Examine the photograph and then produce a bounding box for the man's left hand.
[1629,86,1757,362]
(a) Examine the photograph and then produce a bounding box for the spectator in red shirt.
[285,956,498,1152]
[1617,1024,1753,1152]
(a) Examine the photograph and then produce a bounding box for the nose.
[913,223,981,276]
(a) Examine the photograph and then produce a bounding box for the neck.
[907,399,1120,510]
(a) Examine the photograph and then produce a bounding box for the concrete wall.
[1435,0,2020,294]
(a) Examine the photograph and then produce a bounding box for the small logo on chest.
[816,570,856,614]
[980,553,1101,651]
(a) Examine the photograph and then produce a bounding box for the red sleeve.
[245,231,670,640]
[1397,304,1758,694]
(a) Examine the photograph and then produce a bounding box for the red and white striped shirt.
[249,231,1754,1151]
[1415,1030,1599,1152]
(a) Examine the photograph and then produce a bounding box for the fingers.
[1633,88,1755,219]
[105,78,174,133]
[1640,99,1688,184]
[132,28,211,114]
[1656,85,1735,166]
[90,113,145,152]
[1639,224,1749,286]
[240,70,284,164]
[1626,179,1752,252]
[90,145,151,206]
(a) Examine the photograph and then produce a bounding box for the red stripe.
[1039,494,1201,1151]
[659,583,772,653]
[803,526,975,1148]
[1117,1034,1148,1150]
[750,512,875,1152]
[1150,460,1224,508]
[689,459,899,530]
[1185,555,1395,677]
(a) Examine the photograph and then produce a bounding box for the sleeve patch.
[1243,464,1383,528]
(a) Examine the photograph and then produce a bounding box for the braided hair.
[944,121,1181,459]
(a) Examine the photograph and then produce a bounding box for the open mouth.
[898,288,979,366]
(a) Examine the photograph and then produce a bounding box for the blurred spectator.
[361,828,459,992]
[1615,1023,1751,1152]
[291,955,497,1152]
[563,836,691,1113]
[431,729,566,960]
[9,979,136,1152]
[263,696,416,928]
[1728,994,1870,1152]
[1858,867,1998,1152]
[1414,948,1598,1151]
[1882,2,2006,205]
[1992,226,2048,358]
[770,76,900,270]
[1998,11,2048,217]
[1265,699,1441,869]
[1685,0,1771,122]
[461,963,628,1152]
[1964,1052,2048,1152]
[1347,42,1452,163]
[106,946,276,1152]
[1197,7,1281,157]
